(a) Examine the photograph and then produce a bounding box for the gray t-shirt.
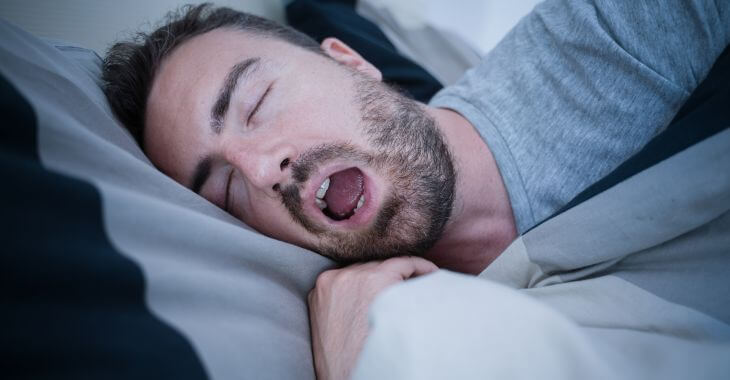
[429,0,730,234]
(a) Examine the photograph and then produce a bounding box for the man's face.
[145,28,455,261]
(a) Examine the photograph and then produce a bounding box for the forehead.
[143,28,292,181]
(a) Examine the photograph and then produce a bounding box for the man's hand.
[308,256,438,380]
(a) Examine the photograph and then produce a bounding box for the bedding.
[3,2,729,379]
[351,41,730,379]
[0,19,332,379]
[354,129,730,380]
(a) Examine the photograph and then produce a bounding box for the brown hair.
[102,3,323,146]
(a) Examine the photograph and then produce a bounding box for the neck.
[424,107,517,274]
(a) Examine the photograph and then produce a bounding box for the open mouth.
[314,167,367,221]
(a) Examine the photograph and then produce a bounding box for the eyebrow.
[189,57,260,194]
[210,57,261,133]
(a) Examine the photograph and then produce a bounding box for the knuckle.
[331,269,357,286]
[379,256,405,269]
[314,269,336,287]
[313,262,391,289]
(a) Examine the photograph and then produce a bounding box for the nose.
[224,138,295,197]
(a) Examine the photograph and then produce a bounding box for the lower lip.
[308,168,378,229]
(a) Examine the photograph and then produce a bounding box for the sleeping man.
[102,0,730,379]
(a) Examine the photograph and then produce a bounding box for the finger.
[380,256,438,280]
[336,260,381,274]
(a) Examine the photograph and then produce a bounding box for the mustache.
[289,143,371,183]
[280,182,323,234]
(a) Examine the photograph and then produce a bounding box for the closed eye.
[223,169,235,212]
[247,84,271,124]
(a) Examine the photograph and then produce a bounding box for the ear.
[321,37,382,81]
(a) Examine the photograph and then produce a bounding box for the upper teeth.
[315,198,327,210]
[316,177,330,199]
[314,176,367,213]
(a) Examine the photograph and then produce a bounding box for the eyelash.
[224,169,235,212]
[247,85,271,124]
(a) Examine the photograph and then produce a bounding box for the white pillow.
[0,19,332,379]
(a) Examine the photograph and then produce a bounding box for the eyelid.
[247,84,271,124]
[223,169,235,212]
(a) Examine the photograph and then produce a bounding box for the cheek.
[277,94,364,142]
[277,75,362,135]
[243,200,295,239]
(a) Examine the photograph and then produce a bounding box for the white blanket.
[353,130,730,379]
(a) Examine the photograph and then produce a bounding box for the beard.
[279,75,456,262]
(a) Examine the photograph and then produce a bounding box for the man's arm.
[430,0,730,231]
[308,257,438,380]
[586,0,729,93]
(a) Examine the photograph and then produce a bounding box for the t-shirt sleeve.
[429,0,730,233]
[588,0,729,92]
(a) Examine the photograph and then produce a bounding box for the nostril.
[280,158,290,170]
[272,184,280,192]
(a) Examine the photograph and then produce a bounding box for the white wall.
[364,0,543,55]
[0,0,286,54]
